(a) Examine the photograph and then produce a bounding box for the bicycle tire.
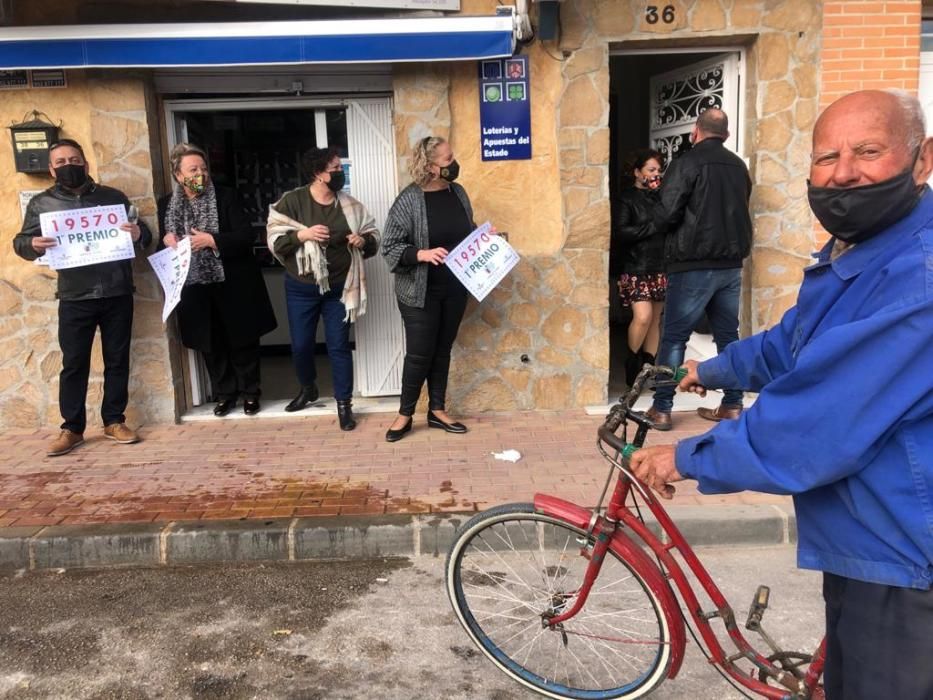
[446,503,672,700]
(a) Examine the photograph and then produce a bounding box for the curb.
[0,504,796,572]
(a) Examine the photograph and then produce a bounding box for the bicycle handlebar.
[600,364,690,456]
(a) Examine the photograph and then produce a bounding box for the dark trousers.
[285,276,352,401]
[203,300,261,401]
[397,288,468,416]
[58,295,134,434]
[823,573,933,700]
[652,267,744,413]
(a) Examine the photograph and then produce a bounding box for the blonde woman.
[381,137,474,442]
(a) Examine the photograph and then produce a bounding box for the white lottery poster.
[445,222,520,302]
[39,205,135,270]
[147,237,192,322]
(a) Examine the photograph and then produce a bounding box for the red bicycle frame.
[533,470,825,700]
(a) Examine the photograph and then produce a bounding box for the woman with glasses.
[158,142,277,417]
[267,146,380,431]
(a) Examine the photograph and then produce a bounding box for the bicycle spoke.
[449,509,670,699]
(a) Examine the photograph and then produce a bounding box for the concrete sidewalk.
[0,408,793,570]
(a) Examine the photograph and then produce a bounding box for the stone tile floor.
[0,409,788,528]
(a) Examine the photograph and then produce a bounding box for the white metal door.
[346,98,404,396]
[649,52,740,165]
[166,95,403,403]
[167,114,213,406]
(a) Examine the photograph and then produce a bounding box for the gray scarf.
[165,180,225,285]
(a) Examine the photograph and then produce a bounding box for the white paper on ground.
[492,449,522,462]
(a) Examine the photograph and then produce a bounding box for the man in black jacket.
[646,109,752,430]
[13,139,152,456]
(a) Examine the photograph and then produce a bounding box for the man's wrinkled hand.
[629,445,682,499]
[677,359,706,397]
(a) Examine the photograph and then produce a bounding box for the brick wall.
[821,0,922,108]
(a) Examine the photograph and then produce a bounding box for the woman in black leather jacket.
[612,148,667,386]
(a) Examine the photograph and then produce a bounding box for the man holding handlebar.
[631,90,933,700]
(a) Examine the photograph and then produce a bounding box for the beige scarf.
[266,192,379,323]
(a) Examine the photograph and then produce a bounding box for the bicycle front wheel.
[446,504,671,700]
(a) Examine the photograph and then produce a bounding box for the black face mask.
[54,164,89,189]
[807,168,924,244]
[439,160,460,183]
[325,170,345,193]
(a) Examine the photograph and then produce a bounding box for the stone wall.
[561,0,824,333]
[0,73,174,431]
[393,0,608,409]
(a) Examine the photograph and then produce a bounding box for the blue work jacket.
[676,188,933,590]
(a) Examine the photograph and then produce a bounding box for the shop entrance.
[607,49,744,399]
[164,96,402,411]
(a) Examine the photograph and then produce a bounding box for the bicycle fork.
[540,477,634,630]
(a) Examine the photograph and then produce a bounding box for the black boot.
[624,350,643,387]
[336,399,356,431]
[284,384,318,412]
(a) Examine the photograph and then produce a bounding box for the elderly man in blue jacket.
[631,89,933,700]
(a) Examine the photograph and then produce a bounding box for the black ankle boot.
[284,384,318,413]
[624,351,643,387]
[640,351,656,366]
[336,399,356,431]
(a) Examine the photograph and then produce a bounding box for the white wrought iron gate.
[649,52,741,164]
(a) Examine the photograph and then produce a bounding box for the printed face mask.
[183,174,206,195]
[439,160,460,183]
[807,167,923,243]
[54,164,88,189]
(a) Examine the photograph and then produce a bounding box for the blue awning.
[0,15,515,69]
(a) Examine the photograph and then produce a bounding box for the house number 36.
[646,5,676,24]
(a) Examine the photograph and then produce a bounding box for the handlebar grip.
[598,425,626,453]
[598,426,640,461]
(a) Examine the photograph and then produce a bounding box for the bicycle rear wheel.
[446,503,671,700]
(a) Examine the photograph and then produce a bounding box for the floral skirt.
[618,272,667,306]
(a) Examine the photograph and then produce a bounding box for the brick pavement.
[0,410,787,528]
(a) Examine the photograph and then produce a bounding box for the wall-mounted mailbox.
[9,112,60,174]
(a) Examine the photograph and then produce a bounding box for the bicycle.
[445,365,824,700]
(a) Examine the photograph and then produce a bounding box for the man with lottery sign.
[13,139,152,456]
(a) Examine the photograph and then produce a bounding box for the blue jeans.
[284,276,353,401]
[652,268,744,413]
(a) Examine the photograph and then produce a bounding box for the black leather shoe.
[213,399,236,417]
[385,417,413,443]
[243,399,260,416]
[336,399,356,431]
[284,385,319,413]
[427,410,468,434]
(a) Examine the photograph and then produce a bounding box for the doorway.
[164,96,402,411]
[608,49,743,399]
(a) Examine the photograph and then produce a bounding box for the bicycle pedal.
[745,585,770,631]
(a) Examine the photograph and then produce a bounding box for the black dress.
[157,186,277,352]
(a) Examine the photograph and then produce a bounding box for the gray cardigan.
[382,182,474,308]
